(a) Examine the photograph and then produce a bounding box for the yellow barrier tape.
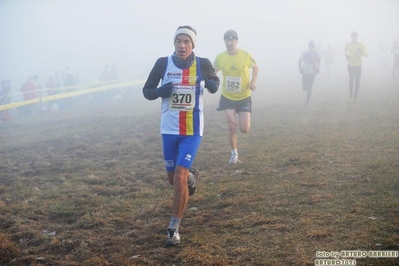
[0,78,135,100]
[34,78,133,95]
[0,79,145,111]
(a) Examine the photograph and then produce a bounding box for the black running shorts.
[217,95,252,113]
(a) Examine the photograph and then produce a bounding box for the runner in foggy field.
[213,29,259,164]
[142,25,219,247]
[377,41,388,72]
[391,40,399,79]
[316,41,324,68]
[344,31,368,102]
[298,40,320,106]
[324,44,336,79]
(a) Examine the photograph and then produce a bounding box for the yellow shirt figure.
[214,49,257,101]
[345,41,368,67]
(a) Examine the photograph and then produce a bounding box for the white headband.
[174,28,197,48]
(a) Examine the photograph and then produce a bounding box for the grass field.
[0,74,398,265]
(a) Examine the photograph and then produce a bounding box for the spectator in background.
[1,80,11,105]
[20,77,37,115]
[58,67,74,88]
[0,85,2,123]
[0,81,3,123]
[75,72,80,85]
[32,75,43,110]
[108,65,119,80]
[46,76,56,96]
[46,76,57,109]
[1,80,5,95]
[62,67,74,87]
[54,73,62,88]
[99,65,109,82]
[1,80,11,104]
[1,80,7,104]
[108,65,120,96]
[59,67,75,108]
[1,80,11,122]
[97,65,110,100]
[32,75,41,92]
[391,40,399,79]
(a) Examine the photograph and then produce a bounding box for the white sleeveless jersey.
[160,56,205,136]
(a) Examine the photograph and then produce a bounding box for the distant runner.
[324,44,336,79]
[344,31,368,102]
[298,40,320,106]
[391,40,399,79]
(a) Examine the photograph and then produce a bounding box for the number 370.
[172,93,192,103]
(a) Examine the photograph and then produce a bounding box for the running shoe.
[166,228,180,246]
[188,167,199,196]
[229,153,241,164]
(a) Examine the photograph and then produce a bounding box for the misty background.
[0,0,398,99]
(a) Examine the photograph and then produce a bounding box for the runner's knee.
[173,173,187,187]
[239,123,250,133]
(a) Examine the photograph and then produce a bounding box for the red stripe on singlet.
[179,68,190,135]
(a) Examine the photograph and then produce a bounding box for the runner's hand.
[204,78,218,93]
[154,82,173,98]
[250,82,256,91]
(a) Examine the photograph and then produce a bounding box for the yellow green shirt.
[344,41,368,66]
[213,49,256,101]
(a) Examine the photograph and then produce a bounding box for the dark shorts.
[347,65,362,78]
[217,95,252,113]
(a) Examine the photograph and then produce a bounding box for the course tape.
[0,79,145,111]
[0,78,131,100]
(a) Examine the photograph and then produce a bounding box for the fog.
[0,0,398,93]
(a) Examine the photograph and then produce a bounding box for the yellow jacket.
[344,41,368,66]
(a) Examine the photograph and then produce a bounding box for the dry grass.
[0,76,398,265]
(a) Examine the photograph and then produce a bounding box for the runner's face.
[224,38,237,53]
[174,34,193,61]
[351,35,358,42]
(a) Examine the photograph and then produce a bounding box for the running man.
[213,29,259,164]
[142,25,219,246]
[324,44,336,79]
[344,31,368,102]
[298,40,320,106]
[391,40,399,79]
